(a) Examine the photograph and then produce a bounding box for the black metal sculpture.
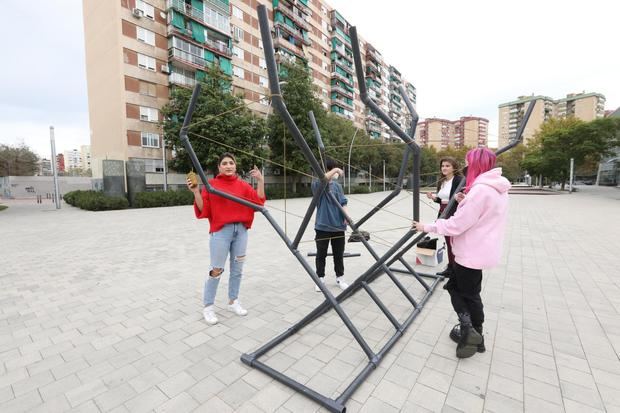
[177,5,534,411]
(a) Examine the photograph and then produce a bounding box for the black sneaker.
[449,324,485,353]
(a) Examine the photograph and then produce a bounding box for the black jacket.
[434,174,464,205]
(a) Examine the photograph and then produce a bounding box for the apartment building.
[416,116,488,150]
[498,92,606,148]
[63,149,83,171]
[83,0,417,185]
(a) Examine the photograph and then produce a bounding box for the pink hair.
[465,148,496,193]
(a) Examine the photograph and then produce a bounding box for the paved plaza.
[1,186,619,412]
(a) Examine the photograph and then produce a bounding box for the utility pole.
[50,126,61,209]
[162,135,168,191]
[569,158,574,193]
[383,160,386,191]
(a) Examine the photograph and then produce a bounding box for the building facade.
[416,116,488,150]
[498,92,606,148]
[83,0,417,184]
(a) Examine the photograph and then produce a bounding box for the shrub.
[64,190,129,211]
[350,186,370,194]
[134,190,194,208]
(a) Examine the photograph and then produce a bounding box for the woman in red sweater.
[188,152,265,325]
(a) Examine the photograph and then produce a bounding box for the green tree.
[497,144,527,182]
[267,61,326,192]
[0,143,39,176]
[521,117,620,189]
[161,66,267,175]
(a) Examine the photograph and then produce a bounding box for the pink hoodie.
[424,168,510,269]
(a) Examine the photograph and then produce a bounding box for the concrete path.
[1,186,619,412]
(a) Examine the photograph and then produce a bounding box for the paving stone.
[2,189,620,413]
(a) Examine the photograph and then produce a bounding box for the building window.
[259,58,267,69]
[232,5,243,19]
[232,45,244,59]
[139,81,157,97]
[259,94,269,106]
[233,26,244,42]
[135,0,155,20]
[137,27,155,46]
[144,158,164,172]
[232,65,244,78]
[139,106,159,122]
[138,53,156,71]
[141,132,159,148]
[259,76,268,88]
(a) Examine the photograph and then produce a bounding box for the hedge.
[64,190,129,211]
[134,190,194,208]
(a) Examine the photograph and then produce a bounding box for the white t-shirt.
[437,177,453,202]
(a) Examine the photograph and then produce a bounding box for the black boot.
[455,313,483,359]
[449,324,485,353]
[436,267,453,277]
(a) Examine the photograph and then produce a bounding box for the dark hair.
[436,156,461,191]
[325,157,338,171]
[218,152,236,165]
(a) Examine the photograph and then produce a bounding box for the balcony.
[333,60,354,75]
[274,22,311,46]
[169,47,208,69]
[274,36,306,59]
[274,3,309,31]
[169,72,197,88]
[167,0,230,36]
[331,70,352,85]
[167,26,231,58]
[331,29,351,46]
[331,84,353,99]
[331,96,354,111]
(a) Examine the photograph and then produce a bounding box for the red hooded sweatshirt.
[194,174,266,233]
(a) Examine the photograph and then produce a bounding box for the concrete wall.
[0,176,92,199]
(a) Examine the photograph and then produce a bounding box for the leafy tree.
[521,117,620,189]
[266,61,326,191]
[161,66,267,176]
[0,143,39,176]
[497,144,527,182]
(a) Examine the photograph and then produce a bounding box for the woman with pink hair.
[413,148,511,358]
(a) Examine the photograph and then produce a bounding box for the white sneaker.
[203,306,218,325]
[315,277,325,292]
[336,277,349,290]
[228,300,248,316]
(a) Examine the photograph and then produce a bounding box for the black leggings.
[315,230,345,278]
[444,263,484,326]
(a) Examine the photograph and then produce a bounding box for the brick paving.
[1,185,619,412]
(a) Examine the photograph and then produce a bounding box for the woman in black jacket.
[425,156,463,277]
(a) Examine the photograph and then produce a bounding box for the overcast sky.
[1,0,618,157]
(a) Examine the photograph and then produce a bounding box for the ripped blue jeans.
[203,223,248,306]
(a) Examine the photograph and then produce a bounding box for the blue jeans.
[203,223,248,306]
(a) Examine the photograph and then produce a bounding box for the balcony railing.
[274,37,306,59]
[331,84,353,99]
[169,72,197,88]
[274,3,309,31]
[274,22,311,46]
[167,0,230,35]
[204,36,232,57]
[331,97,354,111]
[169,47,208,69]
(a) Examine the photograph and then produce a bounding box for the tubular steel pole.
[50,126,61,209]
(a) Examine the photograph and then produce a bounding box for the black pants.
[444,262,484,327]
[315,230,345,278]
